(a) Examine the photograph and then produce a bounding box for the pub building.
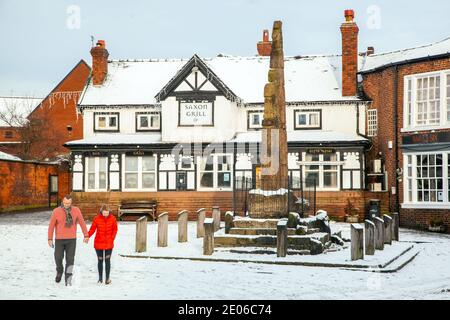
[66,12,387,220]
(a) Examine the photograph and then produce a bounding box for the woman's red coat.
[88,214,118,250]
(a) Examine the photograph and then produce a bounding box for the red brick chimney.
[340,9,359,96]
[90,40,109,85]
[257,29,272,56]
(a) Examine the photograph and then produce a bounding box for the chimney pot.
[344,9,354,22]
[96,40,105,48]
[257,29,272,56]
[367,46,375,55]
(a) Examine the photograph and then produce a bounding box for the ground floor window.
[301,153,340,190]
[404,152,450,205]
[85,157,108,191]
[122,155,156,190]
[198,154,233,191]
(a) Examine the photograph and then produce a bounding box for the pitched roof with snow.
[360,37,450,73]
[0,96,43,127]
[79,54,365,106]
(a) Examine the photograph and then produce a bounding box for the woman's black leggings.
[95,249,113,280]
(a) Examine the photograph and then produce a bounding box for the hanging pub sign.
[306,148,336,154]
[178,101,213,126]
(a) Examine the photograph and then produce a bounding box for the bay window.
[198,154,233,191]
[404,70,450,129]
[122,155,156,190]
[85,157,108,191]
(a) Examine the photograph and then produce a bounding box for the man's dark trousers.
[54,239,77,282]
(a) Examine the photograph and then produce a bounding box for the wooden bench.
[118,200,157,221]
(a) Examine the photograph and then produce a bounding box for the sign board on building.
[179,101,213,126]
[306,148,336,154]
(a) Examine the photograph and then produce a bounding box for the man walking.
[48,194,89,286]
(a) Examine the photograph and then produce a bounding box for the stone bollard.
[392,212,399,241]
[178,210,188,243]
[383,214,393,245]
[196,208,206,238]
[212,206,221,231]
[203,218,214,255]
[135,216,147,253]
[364,220,375,255]
[157,212,168,247]
[374,217,384,250]
[277,219,288,257]
[351,224,364,261]
[225,211,234,234]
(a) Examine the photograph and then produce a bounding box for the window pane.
[125,157,138,171]
[88,157,95,173]
[181,157,192,169]
[218,172,231,188]
[140,116,149,128]
[150,115,159,128]
[88,173,95,189]
[125,173,138,188]
[109,116,117,127]
[142,173,155,188]
[99,172,106,189]
[200,172,214,188]
[298,114,307,125]
[324,172,337,188]
[142,156,155,171]
[252,114,260,125]
[309,113,319,125]
[98,117,106,128]
[218,155,232,171]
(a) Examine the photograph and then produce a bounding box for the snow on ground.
[1,210,450,300]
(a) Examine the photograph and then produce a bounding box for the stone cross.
[157,212,168,247]
[203,218,214,255]
[364,219,375,255]
[351,223,364,261]
[196,208,206,238]
[178,210,188,243]
[374,216,384,250]
[135,216,147,253]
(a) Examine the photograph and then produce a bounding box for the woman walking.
[87,205,118,284]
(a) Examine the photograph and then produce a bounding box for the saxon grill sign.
[179,102,213,126]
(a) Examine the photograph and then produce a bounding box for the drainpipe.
[393,66,400,213]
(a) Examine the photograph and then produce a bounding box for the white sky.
[0,0,449,97]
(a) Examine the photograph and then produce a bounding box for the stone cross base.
[248,193,289,219]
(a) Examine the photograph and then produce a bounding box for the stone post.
[178,210,188,243]
[203,218,214,255]
[392,212,399,241]
[351,223,364,261]
[157,212,168,247]
[225,211,234,234]
[212,206,221,231]
[196,208,206,238]
[383,214,392,245]
[277,219,288,257]
[135,216,147,253]
[374,217,384,250]
[364,220,375,255]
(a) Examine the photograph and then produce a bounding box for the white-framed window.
[300,152,340,190]
[403,152,450,207]
[403,70,450,130]
[367,109,378,136]
[94,112,119,131]
[248,111,264,129]
[294,109,321,129]
[197,154,233,191]
[122,155,157,190]
[178,156,194,170]
[85,157,108,191]
[136,112,161,131]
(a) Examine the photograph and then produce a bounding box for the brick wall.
[362,57,450,233]
[0,159,70,212]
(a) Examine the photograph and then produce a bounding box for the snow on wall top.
[79,54,364,106]
[0,151,21,161]
[360,37,450,73]
[230,130,368,143]
[0,96,43,127]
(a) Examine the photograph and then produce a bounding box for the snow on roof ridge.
[365,36,450,58]
[0,95,44,99]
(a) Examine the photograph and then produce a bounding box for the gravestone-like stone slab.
[196,208,206,238]
[157,212,168,247]
[392,212,399,241]
[351,223,364,261]
[212,206,221,232]
[178,210,188,243]
[373,216,384,250]
[383,215,392,245]
[135,216,147,253]
[203,218,214,255]
[277,219,288,257]
[364,220,375,255]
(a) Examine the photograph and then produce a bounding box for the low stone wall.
[401,208,450,234]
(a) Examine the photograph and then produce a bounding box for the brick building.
[0,60,90,160]
[360,38,450,232]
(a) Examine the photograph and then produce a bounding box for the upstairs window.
[294,109,321,129]
[404,70,450,129]
[248,111,264,129]
[94,112,119,132]
[367,109,378,136]
[136,112,161,131]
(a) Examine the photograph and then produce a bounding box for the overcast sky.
[1,0,449,97]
